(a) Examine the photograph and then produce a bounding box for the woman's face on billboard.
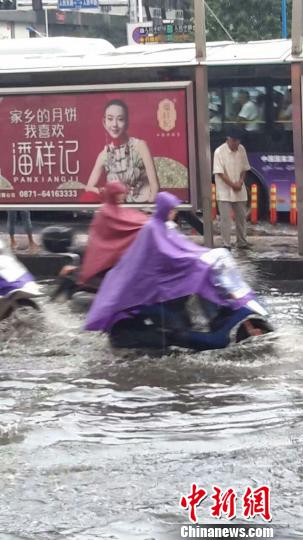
[103,105,127,139]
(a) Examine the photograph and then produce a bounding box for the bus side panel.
[249,152,294,212]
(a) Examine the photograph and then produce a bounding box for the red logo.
[242,486,272,521]
[180,483,207,524]
[180,484,272,523]
[211,486,237,520]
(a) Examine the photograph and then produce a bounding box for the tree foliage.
[204,0,292,42]
[140,0,293,43]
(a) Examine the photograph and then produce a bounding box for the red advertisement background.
[0,88,190,205]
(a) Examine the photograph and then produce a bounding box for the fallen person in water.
[0,238,41,321]
[85,192,272,350]
[109,300,271,350]
[45,181,148,301]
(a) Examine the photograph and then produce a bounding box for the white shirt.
[209,114,222,132]
[213,142,250,202]
[238,100,259,131]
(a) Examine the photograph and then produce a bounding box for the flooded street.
[0,279,303,539]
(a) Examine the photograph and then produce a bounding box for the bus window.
[269,85,293,153]
[208,90,222,132]
[274,85,292,131]
[224,86,266,132]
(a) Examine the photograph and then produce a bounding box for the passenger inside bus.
[209,103,222,132]
[237,90,260,132]
[273,89,285,121]
[272,86,293,152]
[256,94,266,125]
[221,87,266,141]
[278,88,292,131]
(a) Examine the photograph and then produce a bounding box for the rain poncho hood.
[85,192,254,331]
[80,181,148,284]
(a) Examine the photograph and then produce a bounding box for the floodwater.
[0,278,303,539]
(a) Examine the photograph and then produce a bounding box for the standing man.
[213,126,251,250]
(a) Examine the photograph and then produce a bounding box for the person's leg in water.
[142,297,231,334]
[51,266,106,301]
[51,266,79,301]
[7,211,18,250]
[110,307,271,351]
[195,295,234,332]
[110,317,168,349]
[20,211,39,252]
[110,299,192,350]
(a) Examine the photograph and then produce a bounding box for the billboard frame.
[0,81,196,211]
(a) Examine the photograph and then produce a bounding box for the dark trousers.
[109,316,229,351]
[109,306,256,351]
[177,211,204,236]
[7,211,32,236]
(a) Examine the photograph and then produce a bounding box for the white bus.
[0,36,301,216]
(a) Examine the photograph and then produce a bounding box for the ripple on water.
[0,289,302,538]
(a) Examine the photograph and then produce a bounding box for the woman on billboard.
[85,99,159,203]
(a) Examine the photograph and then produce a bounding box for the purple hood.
[85,192,254,331]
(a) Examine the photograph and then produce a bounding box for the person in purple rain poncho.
[0,238,41,320]
[85,192,272,351]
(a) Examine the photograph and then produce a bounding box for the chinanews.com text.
[180,524,274,538]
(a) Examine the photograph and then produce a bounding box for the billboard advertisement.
[127,21,195,45]
[0,83,195,207]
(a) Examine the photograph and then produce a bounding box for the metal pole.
[45,7,49,37]
[281,0,287,38]
[137,0,143,22]
[194,0,206,60]
[291,62,303,255]
[129,0,138,23]
[292,0,303,56]
[194,0,213,247]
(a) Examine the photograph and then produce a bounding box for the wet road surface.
[0,279,302,539]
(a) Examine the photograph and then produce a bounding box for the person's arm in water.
[85,150,106,193]
[136,140,159,202]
